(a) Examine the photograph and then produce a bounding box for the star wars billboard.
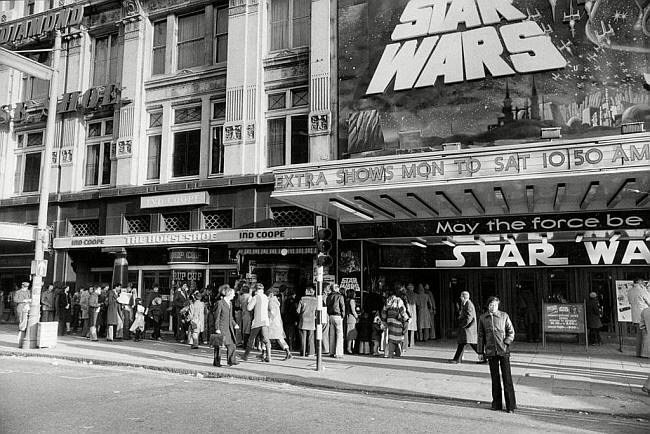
[338,0,650,155]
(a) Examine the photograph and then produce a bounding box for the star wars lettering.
[366,0,566,94]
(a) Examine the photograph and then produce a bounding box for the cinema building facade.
[271,0,650,339]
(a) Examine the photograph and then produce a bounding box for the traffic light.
[316,226,333,267]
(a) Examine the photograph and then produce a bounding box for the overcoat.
[214,299,237,346]
[457,299,478,344]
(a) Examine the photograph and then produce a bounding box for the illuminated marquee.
[367,0,567,94]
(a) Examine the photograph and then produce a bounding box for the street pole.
[315,265,323,372]
[21,31,61,349]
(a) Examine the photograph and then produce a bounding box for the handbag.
[209,333,224,348]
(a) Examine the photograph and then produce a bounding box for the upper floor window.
[85,119,113,187]
[178,12,206,69]
[173,130,201,178]
[152,20,167,76]
[269,0,310,51]
[93,34,123,86]
[267,115,308,167]
[214,6,228,63]
[22,51,50,101]
[14,131,44,194]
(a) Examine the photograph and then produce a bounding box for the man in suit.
[173,283,189,342]
[297,286,318,357]
[214,285,240,366]
[449,291,484,364]
[628,278,650,357]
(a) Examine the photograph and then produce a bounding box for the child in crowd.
[371,310,384,356]
[356,310,372,355]
[130,298,146,341]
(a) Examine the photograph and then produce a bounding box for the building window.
[174,106,202,124]
[22,52,51,101]
[152,20,167,75]
[147,135,162,180]
[14,131,44,194]
[69,219,100,237]
[210,126,224,175]
[268,93,286,110]
[212,102,226,119]
[149,112,163,128]
[26,0,35,15]
[85,119,113,187]
[292,88,309,107]
[93,34,122,86]
[124,215,151,234]
[214,6,228,63]
[177,12,206,69]
[202,210,232,229]
[173,130,201,177]
[269,0,311,51]
[162,213,190,232]
[267,115,308,167]
[271,206,314,226]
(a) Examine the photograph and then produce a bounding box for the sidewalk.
[1,324,648,418]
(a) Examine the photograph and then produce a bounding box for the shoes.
[506,409,516,414]
[191,345,199,349]
[228,360,239,366]
[490,405,503,411]
[476,359,488,364]
[284,352,293,361]
[448,359,460,364]
[213,359,221,367]
[263,357,270,363]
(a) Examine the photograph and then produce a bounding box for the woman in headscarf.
[381,289,408,358]
[188,290,205,349]
[267,287,292,360]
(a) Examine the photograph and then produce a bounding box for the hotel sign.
[53,226,315,249]
[141,192,210,209]
[274,141,650,193]
[0,4,84,45]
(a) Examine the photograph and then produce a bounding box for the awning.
[0,222,37,243]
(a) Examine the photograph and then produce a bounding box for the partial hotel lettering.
[367,0,567,94]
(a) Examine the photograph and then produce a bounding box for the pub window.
[210,126,224,175]
[147,135,162,180]
[202,210,233,229]
[214,5,228,63]
[84,119,113,187]
[14,131,44,194]
[69,219,100,237]
[162,213,191,232]
[177,11,206,69]
[269,0,311,52]
[271,206,314,227]
[267,115,308,167]
[173,130,201,177]
[22,51,51,101]
[93,34,123,86]
[152,20,167,75]
[124,215,151,234]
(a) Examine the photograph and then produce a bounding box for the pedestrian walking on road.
[297,286,317,357]
[267,287,292,360]
[381,290,408,358]
[478,296,517,413]
[586,292,603,345]
[243,283,272,362]
[14,282,31,347]
[327,283,345,358]
[213,285,239,367]
[188,291,205,349]
[628,278,650,357]
[449,291,483,364]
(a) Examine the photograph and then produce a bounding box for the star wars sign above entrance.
[366,0,566,94]
[338,0,650,155]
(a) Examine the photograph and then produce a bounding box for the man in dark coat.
[105,283,122,341]
[213,285,239,367]
[297,286,318,357]
[449,291,483,363]
[173,283,190,342]
[586,292,603,345]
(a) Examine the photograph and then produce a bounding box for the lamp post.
[17,32,61,348]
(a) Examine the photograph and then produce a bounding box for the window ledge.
[263,48,309,69]
[145,65,227,89]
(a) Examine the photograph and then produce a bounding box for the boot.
[213,347,221,367]
[284,348,292,361]
[242,349,249,361]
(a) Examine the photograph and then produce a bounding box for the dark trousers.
[452,343,479,361]
[42,310,55,322]
[588,327,602,345]
[174,309,186,341]
[300,329,315,356]
[151,319,161,339]
[526,321,540,342]
[246,326,271,358]
[488,355,516,411]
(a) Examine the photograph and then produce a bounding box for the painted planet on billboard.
[338,0,650,155]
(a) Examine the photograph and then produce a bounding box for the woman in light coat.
[267,288,292,360]
[188,290,205,349]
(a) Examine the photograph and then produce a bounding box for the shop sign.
[171,270,203,287]
[380,240,650,268]
[52,226,315,249]
[340,277,361,292]
[274,141,650,192]
[236,247,318,255]
[168,247,209,264]
[141,191,209,209]
[615,280,634,322]
[0,4,84,45]
[338,0,649,153]
[543,303,586,333]
[341,210,650,238]
[0,222,36,242]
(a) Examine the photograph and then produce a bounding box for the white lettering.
[528,243,568,265]
[621,241,650,264]
[584,241,619,265]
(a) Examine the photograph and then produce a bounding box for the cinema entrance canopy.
[272,134,650,247]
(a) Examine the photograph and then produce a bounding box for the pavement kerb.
[2,349,648,421]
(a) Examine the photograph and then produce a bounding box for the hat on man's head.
[486,296,500,305]
[21,281,30,287]
[589,292,597,299]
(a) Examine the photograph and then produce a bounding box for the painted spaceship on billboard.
[338,0,650,155]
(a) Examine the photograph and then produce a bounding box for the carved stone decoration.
[233,125,242,140]
[121,0,143,24]
[51,152,58,164]
[225,126,234,141]
[246,124,255,141]
[60,149,73,164]
[309,112,331,136]
[116,140,132,157]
